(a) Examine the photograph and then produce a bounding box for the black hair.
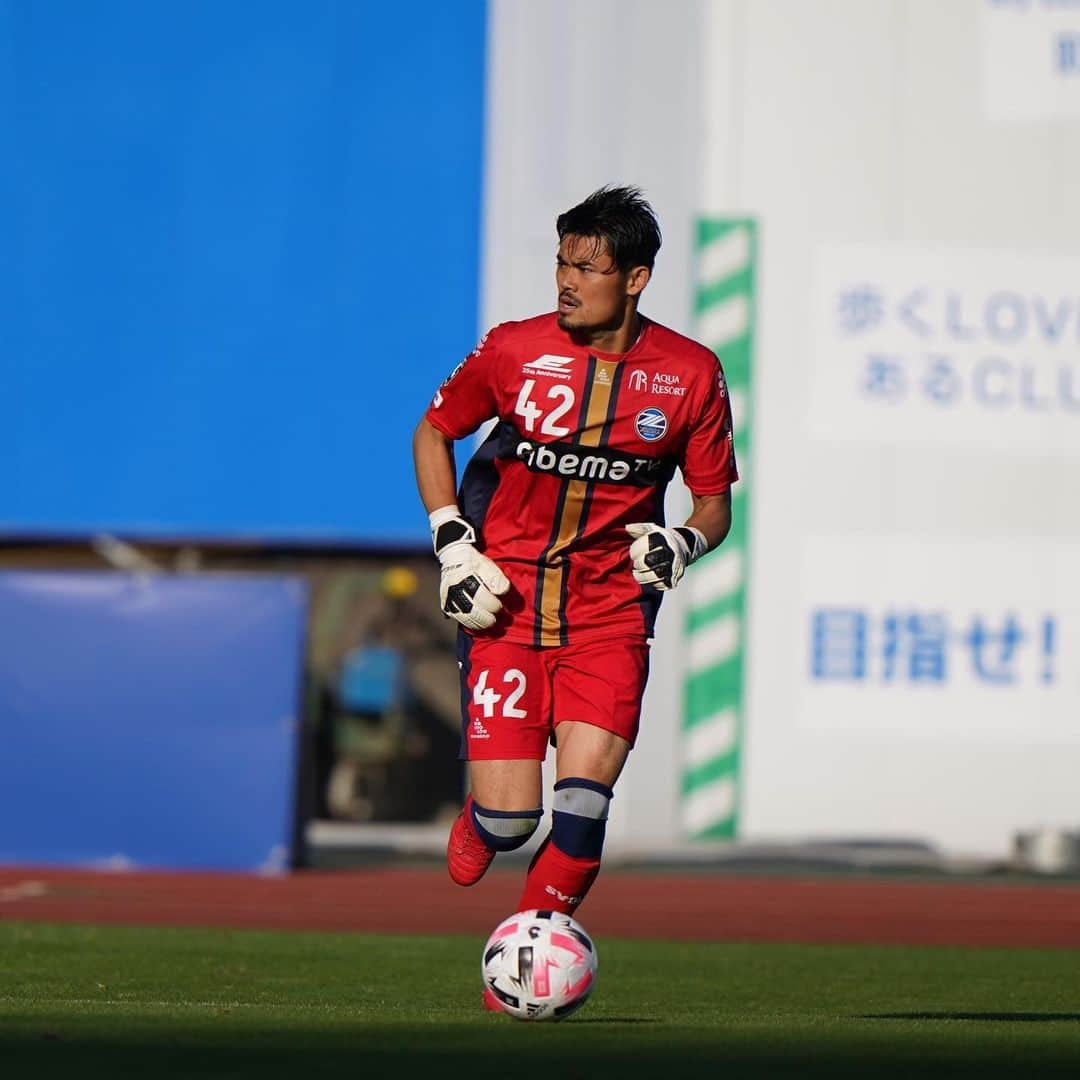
[555,185,662,272]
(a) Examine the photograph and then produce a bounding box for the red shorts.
[457,634,650,760]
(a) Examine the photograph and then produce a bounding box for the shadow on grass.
[863,1012,1080,1023]
[4,1022,1080,1080]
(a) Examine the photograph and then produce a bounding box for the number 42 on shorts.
[473,668,528,718]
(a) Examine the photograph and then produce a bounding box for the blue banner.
[0,571,308,871]
[1,1,487,543]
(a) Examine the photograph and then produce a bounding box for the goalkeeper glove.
[430,506,510,631]
[625,522,708,591]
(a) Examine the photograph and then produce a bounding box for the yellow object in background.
[382,566,419,599]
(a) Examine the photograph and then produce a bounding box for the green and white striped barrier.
[681,218,756,840]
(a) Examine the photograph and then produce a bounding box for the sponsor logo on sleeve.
[432,357,468,408]
[470,328,491,357]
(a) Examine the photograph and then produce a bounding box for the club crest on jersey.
[635,407,667,442]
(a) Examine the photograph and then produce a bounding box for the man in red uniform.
[413,186,736,931]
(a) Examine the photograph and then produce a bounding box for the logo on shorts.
[471,718,491,740]
[635,407,668,442]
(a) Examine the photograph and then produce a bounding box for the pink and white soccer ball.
[481,909,598,1021]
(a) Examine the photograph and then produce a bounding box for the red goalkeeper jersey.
[425,313,738,647]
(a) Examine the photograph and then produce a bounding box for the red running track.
[1,865,1078,948]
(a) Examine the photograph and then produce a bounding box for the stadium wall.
[483,0,1080,860]
[2,1,487,545]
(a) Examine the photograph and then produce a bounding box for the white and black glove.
[625,523,708,591]
[430,506,510,631]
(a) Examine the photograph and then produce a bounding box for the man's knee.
[471,800,543,852]
[550,777,613,858]
[552,721,631,789]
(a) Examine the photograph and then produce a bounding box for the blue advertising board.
[0,571,308,871]
[1,1,487,543]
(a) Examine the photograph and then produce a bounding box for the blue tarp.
[0,570,308,871]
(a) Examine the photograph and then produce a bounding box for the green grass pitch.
[1,922,1078,1078]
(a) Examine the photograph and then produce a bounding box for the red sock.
[517,836,601,915]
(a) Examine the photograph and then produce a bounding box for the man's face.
[555,234,644,334]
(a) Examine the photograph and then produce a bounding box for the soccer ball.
[481,909,598,1021]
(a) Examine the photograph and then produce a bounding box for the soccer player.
[413,185,737,923]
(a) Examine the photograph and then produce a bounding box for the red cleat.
[447,795,495,886]
[482,986,503,1013]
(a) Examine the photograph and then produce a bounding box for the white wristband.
[680,526,709,563]
[429,504,462,530]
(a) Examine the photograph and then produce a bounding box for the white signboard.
[982,0,1080,121]
[798,535,1080,739]
[810,245,1080,453]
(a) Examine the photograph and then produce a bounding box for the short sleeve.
[424,325,502,440]
[679,360,739,496]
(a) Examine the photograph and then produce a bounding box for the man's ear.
[625,265,651,298]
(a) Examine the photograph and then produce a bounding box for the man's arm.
[684,490,732,550]
[412,417,460,513]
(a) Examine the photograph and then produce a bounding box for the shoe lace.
[453,815,490,862]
